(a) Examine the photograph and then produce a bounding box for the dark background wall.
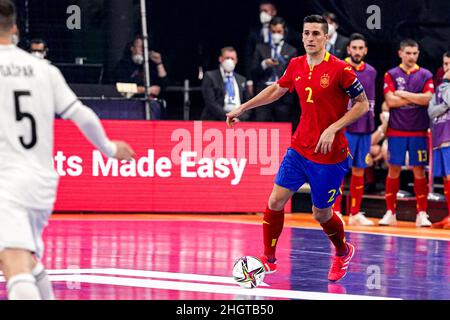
[12,0,450,119]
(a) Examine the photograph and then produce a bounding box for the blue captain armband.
[344,79,365,99]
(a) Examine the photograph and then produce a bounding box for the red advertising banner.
[53,120,292,213]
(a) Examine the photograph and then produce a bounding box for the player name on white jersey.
[0,63,34,77]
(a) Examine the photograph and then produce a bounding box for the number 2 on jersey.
[327,189,337,204]
[305,87,314,103]
[14,91,37,149]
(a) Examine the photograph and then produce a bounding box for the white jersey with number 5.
[0,44,79,209]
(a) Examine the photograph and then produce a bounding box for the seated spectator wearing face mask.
[323,12,349,59]
[250,16,297,122]
[29,38,49,61]
[244,1,278,96]
[201,47,252,121]
[113,35,168,98]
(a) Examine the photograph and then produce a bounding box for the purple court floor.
[0,218,448,300]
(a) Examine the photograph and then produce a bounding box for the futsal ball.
[232,256,266,289]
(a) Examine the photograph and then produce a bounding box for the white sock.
[7,273,41,300]
[32,262,55,300]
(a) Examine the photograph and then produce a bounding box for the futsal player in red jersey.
[226,15,369,282]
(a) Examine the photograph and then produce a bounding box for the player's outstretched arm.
[49,65,135,161]
[226,83,288,128]
[67,104,135,161]
[315,91,369,155]
[111,140,135,161]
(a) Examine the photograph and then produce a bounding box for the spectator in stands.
[429,51,450,229]
[244,1,278,96]
[201,47,251,121]
[29,38,49,61]
[250,17,297,122]
[113,35,168,98]
[380,39,434,227]
[322,12,349,59]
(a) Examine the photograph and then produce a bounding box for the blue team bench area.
[294,176,448,223]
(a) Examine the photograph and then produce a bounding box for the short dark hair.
[269,16,286,29]
[303,14,328,35]
[399,39,419,50]
[0,0,16,33]
[220,46,236,56]
[30,38,47,48]
[322,12,338,25]
[444,51,450,58]
[260,1,276,10]
[348,33,368,47]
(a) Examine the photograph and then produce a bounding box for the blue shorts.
[275,148,350,209]
[433,146,450,177]
[388,136,428,166]
[345,132,371,168]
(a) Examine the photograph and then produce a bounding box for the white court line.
[48,274,401,300]
[0,268,401,300]
[43,268,268,287]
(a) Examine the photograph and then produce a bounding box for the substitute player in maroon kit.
[332,33,377,226]
[380,39,434,227]
[226,15,369,282]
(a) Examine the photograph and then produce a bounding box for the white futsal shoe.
[416,211,432,227]
[349,212,375,226]
[379,210,397,226]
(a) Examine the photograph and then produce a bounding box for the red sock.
[365,167,375,184]
[445,179,450,216]
[414,177,428,213]
[320,212,348,256]
[263,206,284,260]
[350,175,364,215]
[332,182,344,214]
[385,177,399,213]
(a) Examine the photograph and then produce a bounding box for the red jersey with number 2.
[277,52,359,164]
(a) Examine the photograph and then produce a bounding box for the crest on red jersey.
[320,74,330,88]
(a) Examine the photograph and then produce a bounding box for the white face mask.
[221,58,236,73]
[271,33,284,45]
[132,54,144,65]
[31,51,45,59]
[328,23,337,37]
[11,34,19,46]
[260,11,272,24]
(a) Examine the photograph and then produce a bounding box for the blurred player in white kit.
[0,0,135,300]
